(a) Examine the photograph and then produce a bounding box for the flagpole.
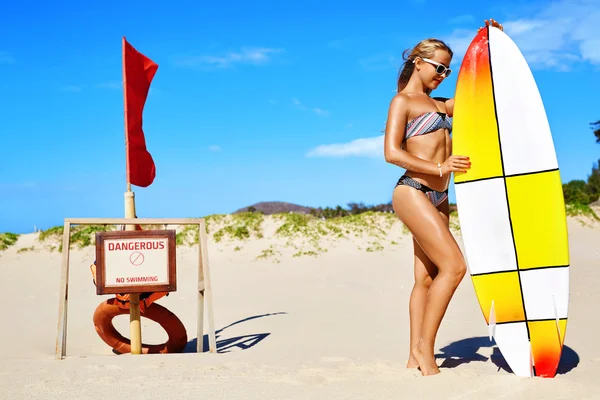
[123,36,131,194]
[122,36,142,355]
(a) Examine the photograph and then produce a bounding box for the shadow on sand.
[436,336,579,375]
[184,312,288,354]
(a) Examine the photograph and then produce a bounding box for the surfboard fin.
[488,300,496,341]
[529,341,535,377]
[553,295,562,345]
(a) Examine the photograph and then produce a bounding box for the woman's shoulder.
[388,92,411,111]
[390,92,417,110]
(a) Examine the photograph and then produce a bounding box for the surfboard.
[452,26,570,378]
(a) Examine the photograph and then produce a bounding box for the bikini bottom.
[396,175,448,208]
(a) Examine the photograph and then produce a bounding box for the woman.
[383,19,503,376]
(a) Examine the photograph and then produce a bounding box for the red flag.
[123,37,158,188]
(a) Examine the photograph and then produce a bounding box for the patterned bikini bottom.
[396,175,448,208]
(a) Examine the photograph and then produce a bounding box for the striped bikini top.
[404,111,452,141]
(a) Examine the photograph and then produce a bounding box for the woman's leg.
[406,198,449,368]
[393,186,466,376]
[406,237,437,368]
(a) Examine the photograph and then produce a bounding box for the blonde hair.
[397,39,453,93]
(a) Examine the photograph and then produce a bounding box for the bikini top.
[404,111,452,141]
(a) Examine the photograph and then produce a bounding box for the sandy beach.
[0,210,599,399]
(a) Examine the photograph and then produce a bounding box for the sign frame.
[95,229,177,295]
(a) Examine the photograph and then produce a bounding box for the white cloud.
[306,135,383,158]
[174,47,284,69]
[208,145,221,151]
[0,51,15,64]
[444,0,600,69]
[580,38,600,62]
[444,28,476,62]
[292,98,307,110]
[292,98,329,116]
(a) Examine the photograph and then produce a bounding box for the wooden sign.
[95,230,176,295]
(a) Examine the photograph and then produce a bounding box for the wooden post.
[55,220,72,359]
[197,221,205,353]
[129,292,142,353]
[197,219,217,353]
[124,190,142,354]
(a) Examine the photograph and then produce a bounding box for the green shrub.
[0,233,19,250]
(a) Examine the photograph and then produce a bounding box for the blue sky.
[1,0,599,233]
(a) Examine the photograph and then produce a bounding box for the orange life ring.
[93,298,188,354]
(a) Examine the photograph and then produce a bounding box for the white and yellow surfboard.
[452,26,570,378]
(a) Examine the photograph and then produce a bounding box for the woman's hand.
[478,18,503,32]
[441,155,471,175]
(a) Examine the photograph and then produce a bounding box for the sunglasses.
[414,57,452,77]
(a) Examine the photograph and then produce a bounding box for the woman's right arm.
[383,95,444,176]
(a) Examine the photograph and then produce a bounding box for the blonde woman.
[384,19,503,376]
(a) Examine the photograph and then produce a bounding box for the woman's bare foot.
[406,355,419,368]
[411,342,440,376]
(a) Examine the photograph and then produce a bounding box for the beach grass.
[0,232,19,251]
[38,224,115,251]
[212,212,265,243]
[565,202,599,219]
[19,205,598,256]
[565,202,600,227]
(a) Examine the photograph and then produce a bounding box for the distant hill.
[235,200,457,216]
[235,201,398,219]
[234,201,314,215]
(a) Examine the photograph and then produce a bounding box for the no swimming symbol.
[129,251,145,266]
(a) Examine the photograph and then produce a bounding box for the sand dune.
[0,211,599,399]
